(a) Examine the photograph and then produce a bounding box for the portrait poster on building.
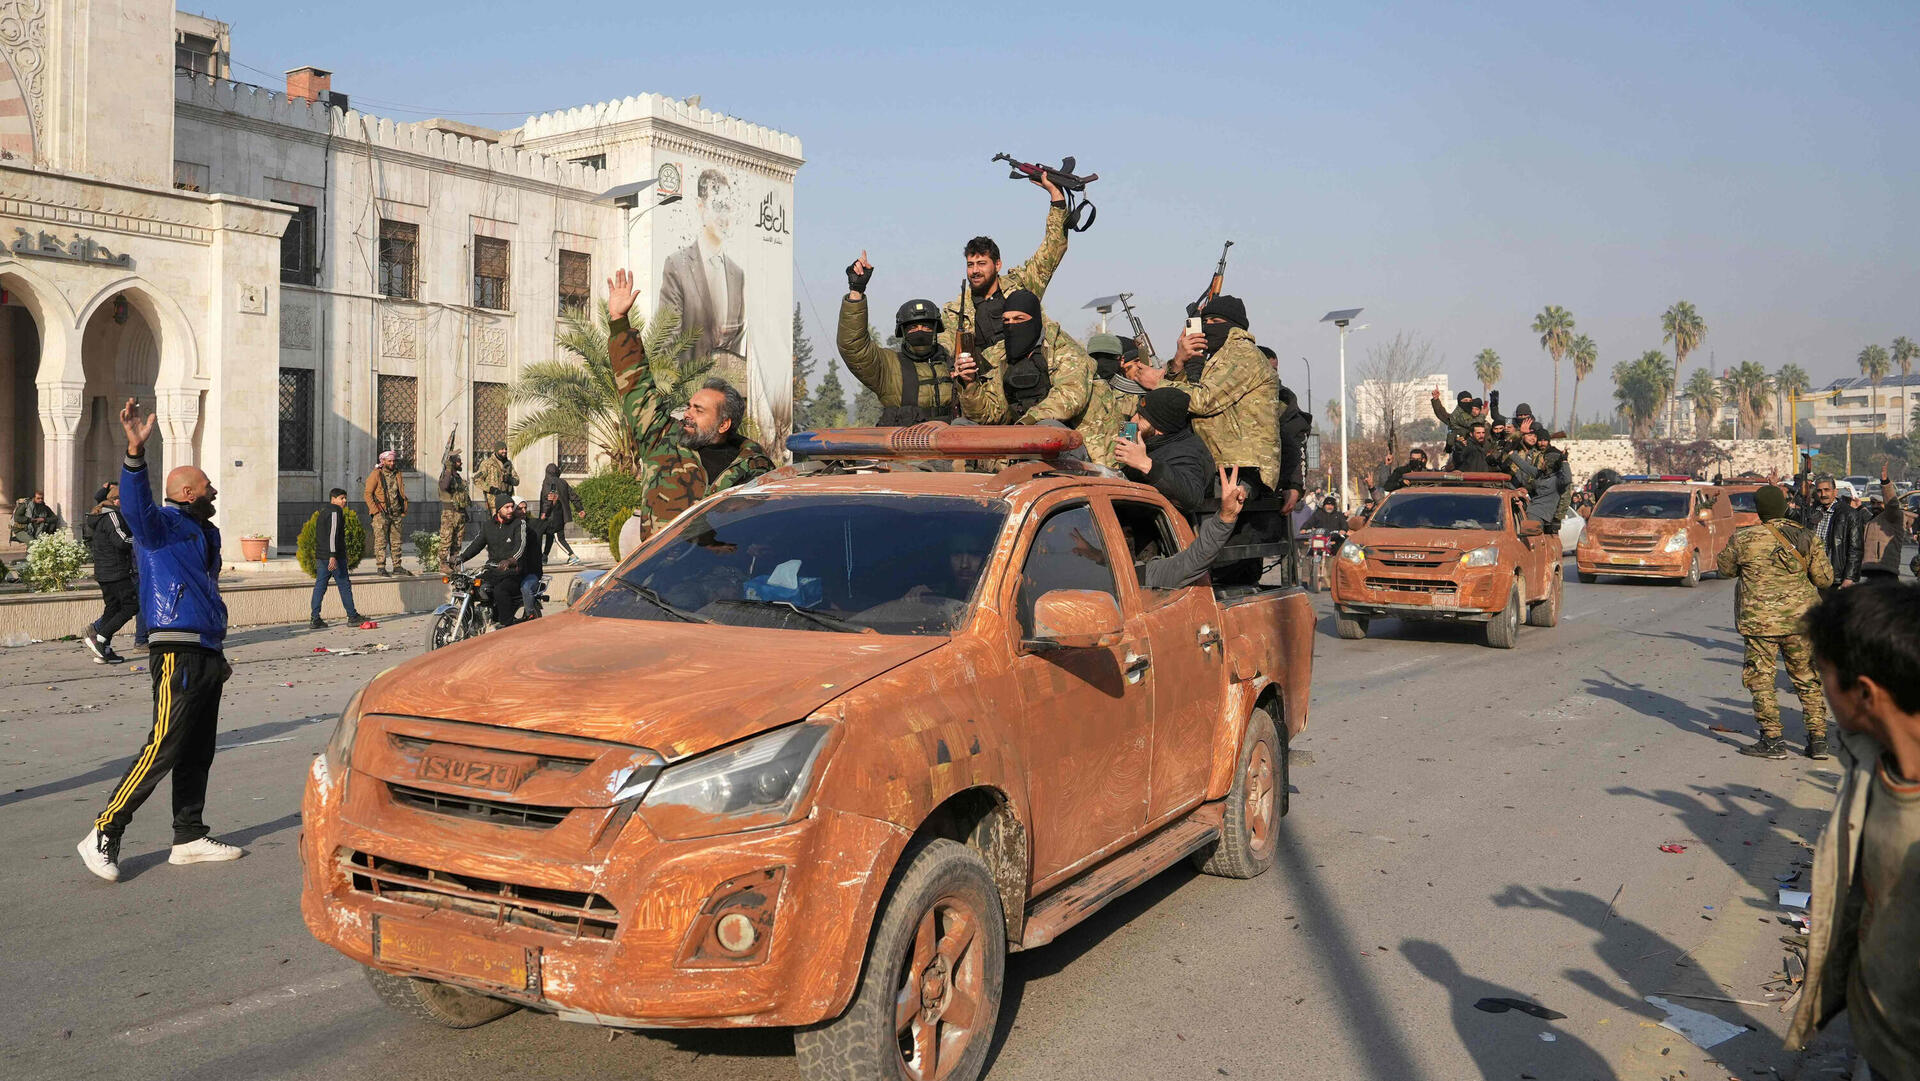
[649,157,793,445]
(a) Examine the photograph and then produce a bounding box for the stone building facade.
[1,2,802,550]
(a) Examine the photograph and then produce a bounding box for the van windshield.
[1370,492,1504,530]
[1727,490,1757,513]
[1594,490,1689,519]
[584,493,1008,636]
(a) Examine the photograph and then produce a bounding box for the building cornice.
[0,161,293,243]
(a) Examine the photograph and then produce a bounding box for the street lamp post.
[1320,309,1364,511]
[596,179,682,272]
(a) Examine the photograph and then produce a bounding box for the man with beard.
[1448,422,1500,472]
[940,173,1071,360]
[605,269,773,543]
[438,446,471,573]
[1798,476,1865,589]
[457,497,538,627]
[1383,447,1432,492]
[1075,333,1145,468]
[363,449,410,576]
[78,399,245,883]
[473,440,518,514]
[837,252,957,425]
[953,288,1093,429]
[1506,427,1573,528]
[1124,296,1280,503]
[1113,386,1215,514]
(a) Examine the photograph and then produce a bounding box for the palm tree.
[1683,368,1721,438]
[1613,350,1674,440]
[1473,349,1502,398]
[509,300,703,474]
[1531,306,1575,427]
[1859,343,1891,433]
[1566,334,1597,431]
[1775,363,1811,435]
[1892,336,1917,436]
[1660,301,1706,436]
[1725,361,1772,438]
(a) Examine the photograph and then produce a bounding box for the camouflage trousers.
[372,514,406,570]
[1741,633,1827,740]
[439,508,467,570]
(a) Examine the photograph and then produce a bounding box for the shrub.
[411,530,443,568]
[295,507,366,577]
[23,531,87,592]
[576,470,648,555]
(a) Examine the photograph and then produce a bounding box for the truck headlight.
[1460,545,1500,568]
[1663,532,1689,553]
[640,722,833,840]
[324,688,366,776]
[1337,541,1366,565]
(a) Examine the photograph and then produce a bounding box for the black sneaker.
[1739,736,1791,760]
[309,616,327,629]
[1806,738,1831,761]
[394,566,414,577]
[100,648,126,664]
[80,624,107,662]
[377,568,394,577]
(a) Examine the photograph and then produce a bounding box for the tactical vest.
[880,347,958,426]
[1003,346,1052,417]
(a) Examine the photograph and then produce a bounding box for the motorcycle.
[425,567,552,652]
[1302,529,1338,593]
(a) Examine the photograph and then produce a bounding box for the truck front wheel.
[795,839,1006,1081]
[363,968,519,1029]
[1194,703,1283,880]
[1334,610,1369,639]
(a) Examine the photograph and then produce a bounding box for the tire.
[364,968,519,1029]
[424,608,458,652]
[1576,570,1597,584]
[1484,585,1520,649]
[1334,610,1369,640]
[1526,570,1562,627]
[794,839,1006,1081]
[1679,553,1699,588]
[1194,703,1284,879]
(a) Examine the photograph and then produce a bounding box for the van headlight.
[1337,541,1366,565]
[1664,532,1689,552]
[639,722,833,840]
[1460,545,1500,568]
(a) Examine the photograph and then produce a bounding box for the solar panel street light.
[1322,308,1366,511]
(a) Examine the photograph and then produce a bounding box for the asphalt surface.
[1,564,1858,1080]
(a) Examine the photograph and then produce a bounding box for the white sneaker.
[169,837,246,865]
[78,829,121,882]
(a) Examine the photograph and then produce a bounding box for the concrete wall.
[1559,437,1796,481]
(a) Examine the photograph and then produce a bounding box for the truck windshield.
[1370,492,1503,530]
[585,493,1009,636]
[1727,490,1757,513]
[1594,490,1689,519]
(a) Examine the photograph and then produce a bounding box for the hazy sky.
[217,0,1920,423]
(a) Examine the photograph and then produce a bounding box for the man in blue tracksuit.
[78,399,245,882]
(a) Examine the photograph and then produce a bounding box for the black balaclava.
[903,329,938,357]
[1200,295,1248,354]
[1001,290,1044,361]
[1092,352,1122,380]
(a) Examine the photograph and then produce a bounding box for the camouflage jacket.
[438,456,472,511]
[473,454,518,498]
[1507,446,1573,521]
[939,203,1070,358]
[1171,327,1280,483]
[609,314,773,539]
[1078,379,1143,470]
[956,320,1094,426]
[836,295,958,415]
[1716,520,1835,636]
[363,466,408,518]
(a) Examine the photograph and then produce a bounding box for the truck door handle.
[1123,651,1151,682]
[1196,624,1222,651]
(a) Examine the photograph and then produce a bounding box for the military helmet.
[894,299,945,335]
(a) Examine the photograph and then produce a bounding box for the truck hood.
[1587,519,1681,540]
[1353,527,1489,552]
[361,611,944,759]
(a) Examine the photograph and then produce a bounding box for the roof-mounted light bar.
[787,422,1085,461]
[1403,470,1515,487]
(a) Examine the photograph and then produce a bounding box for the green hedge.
[295,508,367,578]
[576,471,648,559]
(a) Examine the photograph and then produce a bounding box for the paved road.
[1,565,1851,1080]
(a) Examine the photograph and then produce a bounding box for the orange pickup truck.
[300,430,1313,1081]
[1328,471,1563,648]
[1575,481,1734,586]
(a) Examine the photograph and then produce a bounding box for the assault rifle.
[1196,241,1233,311]
[991,153,1099,233]
[1117,293,1157,365]
[443,424,459,463]
[954,277,973,362]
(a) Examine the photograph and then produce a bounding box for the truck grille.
[342,849,620,939]
[387,782,571,829]
[1367,547,1450,568]
[1365,577,1459,595]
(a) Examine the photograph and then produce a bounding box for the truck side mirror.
[1518,520,1544,537]
[1027,590,1125,650]
[1348,514,1368,529]
[566,569,607,608]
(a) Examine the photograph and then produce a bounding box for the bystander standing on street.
[364,450,411,576]
[310,488,369,630]
[1788,581,1920,1080]
[538,463,583,566]
[1719,484,1834,760]
[77,398,245,883]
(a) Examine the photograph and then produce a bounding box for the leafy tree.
[1894,336,1917,437]
[1531,306,1575,427]
[852,384,882,426]
[1725,361,1772,438]
[1613,350,1673,440]
[814,363,851,429]
[1775,363,1811,434]
[791,303,818,432]
[575,470,649,559]
[510,301,702,476]
[1683,368,1721,438]
[1324,398,1342,429]
[1574,420,1615,439]
[1660,301,1706,436]
[1567,334,1597,430]
[1473,348,1501,398]
[1859,343,1891,433]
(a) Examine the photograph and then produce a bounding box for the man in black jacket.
[1112,386,1216,515]
[81,483,142,663]
[309,489,368,629]
[458,499,538,626]
[1383,448,1431,492]
[1798,475,1865,588]
[1449,423,1499,472]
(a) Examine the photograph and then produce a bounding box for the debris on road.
[1777,889,1810,910]
[1659,843,1688,853]
[1643,995,1750,1049]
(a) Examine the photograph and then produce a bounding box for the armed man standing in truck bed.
[837,253,957,425]
[1124,295,1284,507]
[940,172,1071,360]
[1718,484,1835,761]
[605,268,772,543]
